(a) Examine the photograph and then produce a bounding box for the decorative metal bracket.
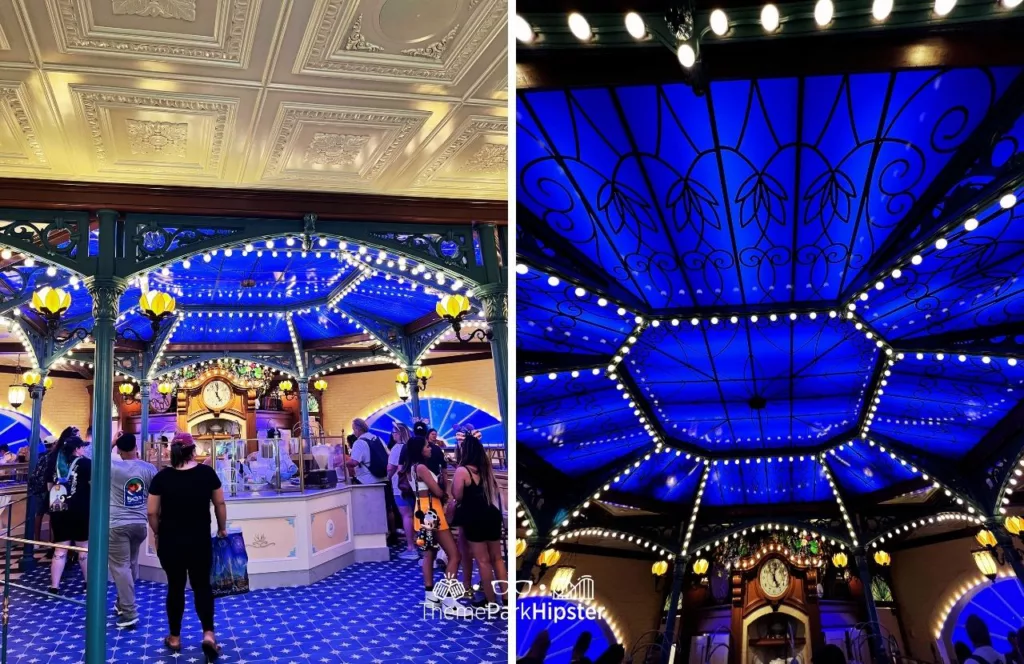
[0,209,92,275]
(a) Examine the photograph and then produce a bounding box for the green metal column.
[661,556,687,664]
[85,209,124,664]
[20,380,46,570]
[139,379,151,444]
[854,549,889,664]
[405,365,422,421]
[475,222,508,464]
[476,282,507,458]
[298,380,311,443]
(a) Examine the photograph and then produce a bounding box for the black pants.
[159,538,214,636]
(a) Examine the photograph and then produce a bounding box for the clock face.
[759,558,790,598]
[203,380,232,410]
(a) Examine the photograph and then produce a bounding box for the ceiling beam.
[516,204,646,311]
[517,20,1024,90]
[0,178,506,224]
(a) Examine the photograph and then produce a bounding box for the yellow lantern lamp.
[973,548,999,580]
[158,382,174,395]
[550,566,576,594]
[538,548,561,567]
[515,538,527,557]
[395,371,409,385]
[832,552,848,568]
[31,286,72,322]
[313,379,328,392]
[278,379,293,393]
[22,371,41,386]
[139,290,177,322]
[692,558,709,575]
[976,529,998,548]
[119,383,135,396]
[42,376,53,391]
[873,550,891,566]
[1006,515,1024,537]
[415,366,433,381]
[436,294,472,321]
[652,560,669,577]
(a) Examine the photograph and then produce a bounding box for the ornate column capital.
[474,282,507,323]
[86,276,127,321]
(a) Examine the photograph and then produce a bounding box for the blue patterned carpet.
[1,548,508,664]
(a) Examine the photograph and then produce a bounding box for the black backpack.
[28,448,51,497]
[363,435,389,479]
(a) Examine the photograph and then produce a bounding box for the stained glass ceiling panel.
[869,353,1024,459]
[172,313,290,345]
[517,266,634,356]
[825,441,918,496]
[702,457,832,506]
[612,450,703,505]
[342,273,440,325]
[146,250,355,308]
[630,315,876,451]
[517,371,652,477]
[518,66,1022,311]
[861,184,1024,341]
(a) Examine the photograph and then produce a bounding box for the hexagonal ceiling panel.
[630,315,876,452]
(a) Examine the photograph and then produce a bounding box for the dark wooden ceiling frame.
[0,178,507,224]
[516,20,1024,91]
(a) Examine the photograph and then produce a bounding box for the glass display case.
[143,438,349,497]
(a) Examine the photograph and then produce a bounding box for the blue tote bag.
[210,532,250,598]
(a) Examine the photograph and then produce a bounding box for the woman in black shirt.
[46,435,90,594]
[147,433,227,661]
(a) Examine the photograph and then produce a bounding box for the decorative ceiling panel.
[0,0,507,198]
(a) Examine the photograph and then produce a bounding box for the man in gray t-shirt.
[109,433,157,628]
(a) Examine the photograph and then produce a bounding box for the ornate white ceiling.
[0,0,508,199]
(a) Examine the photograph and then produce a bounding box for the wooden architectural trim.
[0,178,507,224]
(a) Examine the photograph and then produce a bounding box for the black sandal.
[163,637,182,653]
[202,640,221,662]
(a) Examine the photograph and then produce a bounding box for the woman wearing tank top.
[452,433,505,613]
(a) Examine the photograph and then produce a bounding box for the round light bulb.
[514,14,535,43]
[1000,193,1017,209]
[814,0,834,25]
[761,4,780,32]
[710,9,729,35]
[625,12,646,39]
[872,0,893,20]
[935,238,948,250]
[964,218,979,231]
[568,13,592,41]
[1003,0,1022,7]
[934,0,955,15]
[677,43,696,68]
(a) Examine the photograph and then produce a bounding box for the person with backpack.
[386,424,418,560]
[46,435,91,595]
[346,418,398,545]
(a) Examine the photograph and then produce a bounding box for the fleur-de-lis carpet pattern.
[1,548,508,664]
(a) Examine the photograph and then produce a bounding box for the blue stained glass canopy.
[517,64,1024,512]
[5,236,465,350]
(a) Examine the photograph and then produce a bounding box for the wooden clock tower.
[728,554,825,664]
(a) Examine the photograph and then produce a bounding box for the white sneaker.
[424,589,441,608]
[441,595,474,618]
[399,549,419,561]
